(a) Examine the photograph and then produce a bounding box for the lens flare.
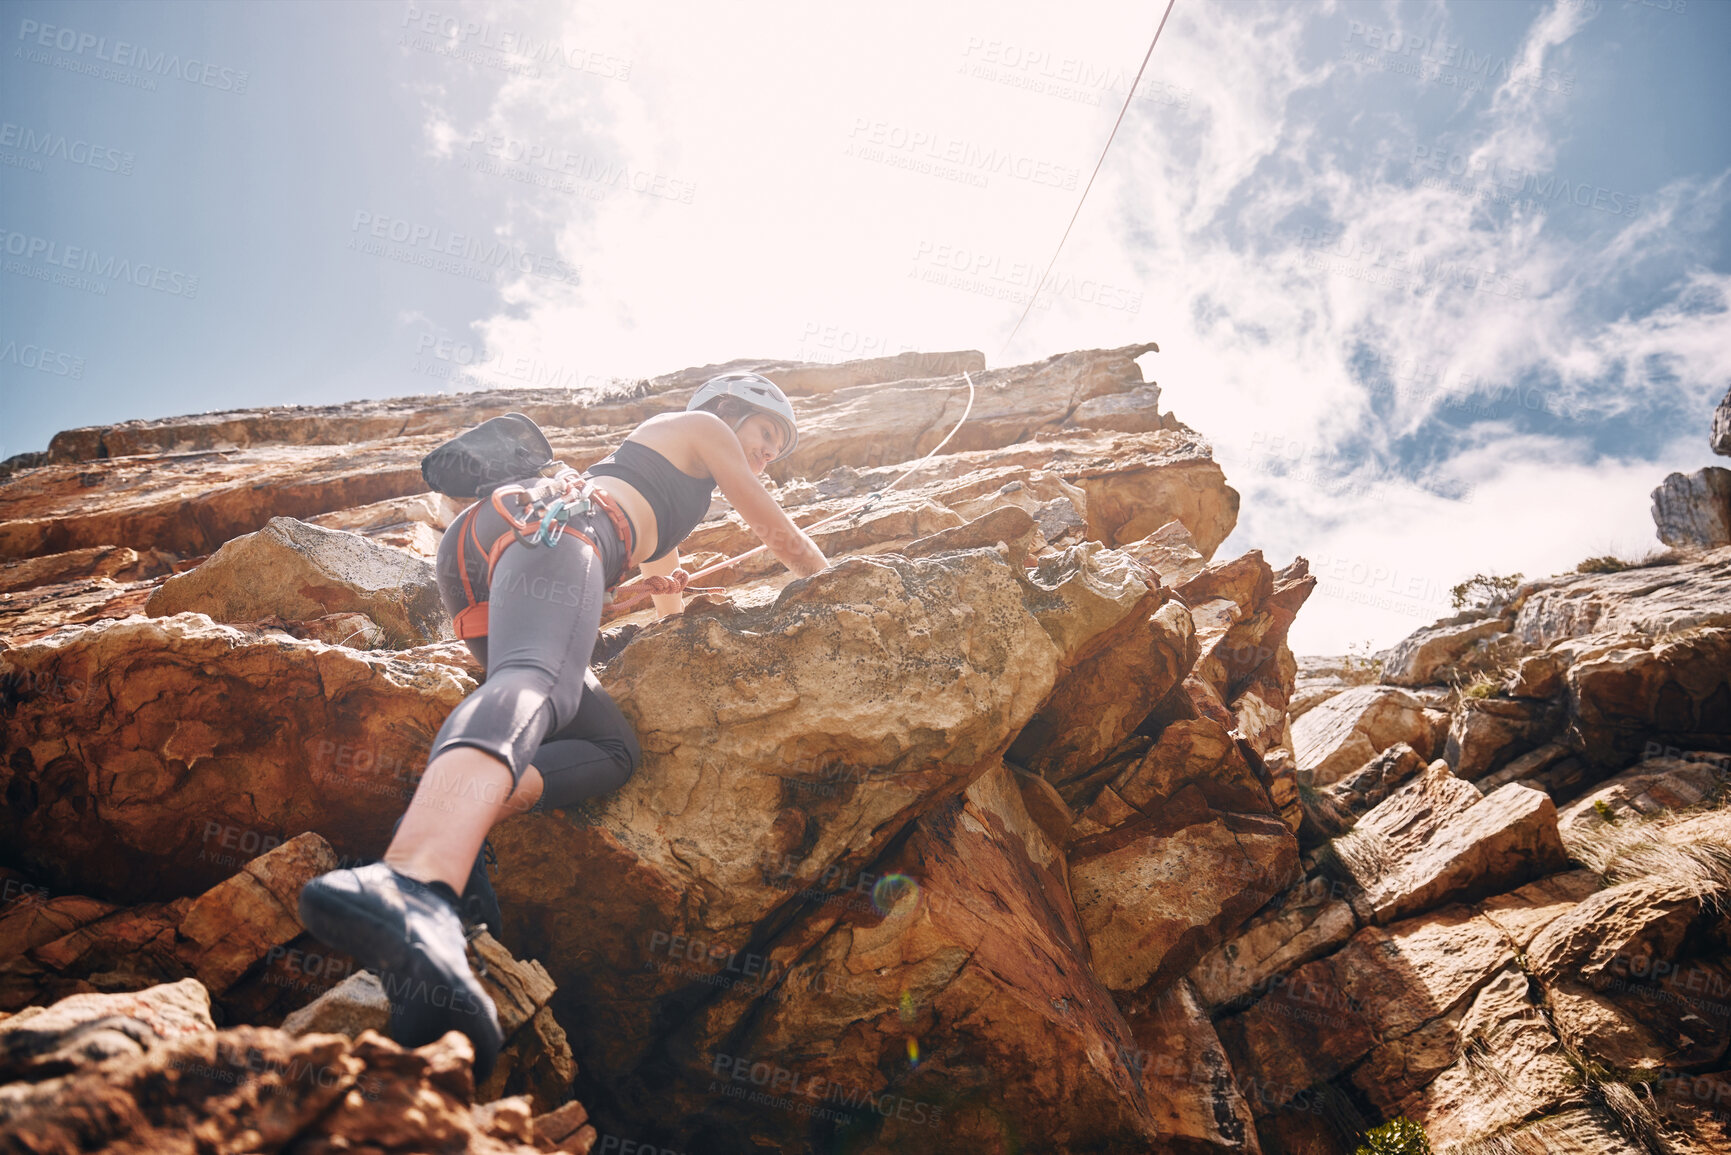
[871,873,918,915]
[906,1036,921,1067]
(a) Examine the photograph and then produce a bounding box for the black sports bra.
[585,440,717,562]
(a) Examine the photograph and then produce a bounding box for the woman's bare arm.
[639,546,687,618]
[685,412,828,578]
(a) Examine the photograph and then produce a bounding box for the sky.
[2,0,1728,654]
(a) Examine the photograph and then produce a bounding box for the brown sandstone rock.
[1652,467,1731,550]
[1556,755,1727,836]
[0,1023,542,1154]
[1333,767,1569,925]
[1715,385,1731,456]
[828,428,1240,559]
[1446,695,1565,782]
[1009,550,1192,785]
[772,344,1163,481]
[1513,546,1731,649]
[174,832,337,995]
[1217,906,1514,1103]
[1316,741,1427,823]
[1122,979,1263,1151]
[279,969,388,1038]
[1560,627,1731,767]
[1387,964,1579,1144]
[1379,613,1510,687]
[646,762,1166,1153]
[1291,685,1432,786]
[489,550,1068,1084]
[0,441,443,560]
[0,613,474,900]
[146,516,449,648]
[1187,874,1361,1011]
[0,546,172,593]
[1118,518,1208,587]
[1069,788,1298,992]
[0,977,213,1082]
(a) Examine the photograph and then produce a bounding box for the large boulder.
[1558,627,1731,768]
[1331,767,1569,925]
[1652,467,1731,551]
[1714,384,1731,456]
[486,549,1093,1091]
[1446,695,1565,781]
[1290,685,1434,786]
[146,516,449,648]
[1379,613,1511,687]
[1512,546,1731,649]
[0,613,474,901]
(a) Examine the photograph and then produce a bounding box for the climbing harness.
[448,465,653,639]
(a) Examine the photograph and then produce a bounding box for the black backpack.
[420,412,555,498]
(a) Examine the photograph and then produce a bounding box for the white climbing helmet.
[687,372,799,464]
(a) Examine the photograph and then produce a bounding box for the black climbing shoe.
[387,817,503,940]
[297,862,503,1080]
[462,840,504,939]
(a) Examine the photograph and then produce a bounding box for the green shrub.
[1576,555,1632,574]
[1354,1117,1432,1154]
[1450,572,1524,611]
[1593,799,1618,824]
[1462,676,1499,700]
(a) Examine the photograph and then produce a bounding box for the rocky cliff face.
[1,346,1726,1154]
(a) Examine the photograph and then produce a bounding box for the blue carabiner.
[536,499,568,547]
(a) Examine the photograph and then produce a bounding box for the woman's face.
[735,412,789,473]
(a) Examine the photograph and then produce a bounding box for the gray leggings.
[428,482,642,809]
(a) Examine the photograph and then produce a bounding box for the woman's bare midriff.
[587,474,659,568]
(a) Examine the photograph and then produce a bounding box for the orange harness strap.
[448,470,641,640]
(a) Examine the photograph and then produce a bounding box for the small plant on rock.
[1355,1116,1432,1154]
[1450,572,1524,612]
[1575,555,1632,574]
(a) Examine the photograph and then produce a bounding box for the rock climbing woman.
[297,373,829,1076]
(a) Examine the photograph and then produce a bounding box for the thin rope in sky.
[999,0,1179,358]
